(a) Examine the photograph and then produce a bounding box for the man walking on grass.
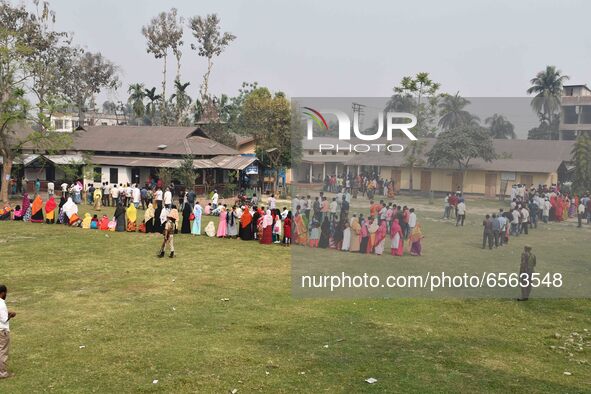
[0,284,16,379]
[518,245,536,301]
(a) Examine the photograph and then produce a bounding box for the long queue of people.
[290,192,424,257]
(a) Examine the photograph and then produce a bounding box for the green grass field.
[0,195,590,393]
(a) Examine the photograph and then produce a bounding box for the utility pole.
[352,102,366,130]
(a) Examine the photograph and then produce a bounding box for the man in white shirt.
[163,188,173,209]
[408,208,417,230]
[520,206,529,235]
[329,197,338,220]
[0,284,16,379]
[456,201,466,226]
[132,185,141,208]
[47,181,54,196]
[212,190,219,209]
[268,194,276,210]
[111,184,119,206]
[154,188,163,209]
[511,207,521,236]
[578,201,586,228]
[60,182,68,197]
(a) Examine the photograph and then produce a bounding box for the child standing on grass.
[158,209,178,258]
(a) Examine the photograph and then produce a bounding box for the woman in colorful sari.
[114,203,126,232]
[99,215,110,230]
[349,215,361,252]
[294,210,308,245]
[260,209,273,244]
[374,220,387,256]
[192,202,203,235]
[0,203,11,221]
[93,187,102,211]
[318,216,330,248]
[126,203,137,232]
[238,206,253,240]
[217,206,228,238]
[390,218,404,256]
[20,193,31,222]
[144,204,155,233]
[367,218,379,254]
[30,195,44,223]
[387,181,396,199]
[408,224,424,256]
[45,196,57,224]
[81,213,92,229]
[62,197,78,225]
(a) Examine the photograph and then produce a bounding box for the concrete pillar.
[309,164,312,184]
[322,163,326,180]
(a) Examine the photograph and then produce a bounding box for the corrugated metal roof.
[211,155,258,170]
[90,155,219,169]
[72,125,239,156]
[44,154,85,165]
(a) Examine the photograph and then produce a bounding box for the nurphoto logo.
[303,107,418,153]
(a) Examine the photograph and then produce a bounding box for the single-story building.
[1,125,260,194]
[293,137,575,197]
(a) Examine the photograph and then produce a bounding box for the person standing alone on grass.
[578,199,585,227]
[0,284,16,379]
[158,209,178,258]
[456,199,466,226]
[518,245,536,301]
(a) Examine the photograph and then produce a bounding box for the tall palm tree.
[438,92,478,130]
[127,83,146,125]
[527,66,569,124]
[144,87,162,125]
[170,80,192,125]
[485,114,516,139]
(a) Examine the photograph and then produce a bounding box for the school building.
[294,137,575,197]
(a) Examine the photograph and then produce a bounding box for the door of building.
[451,172,463,192]
[390,169,401,192]
[420,171,431,192]
[485,173,497,197]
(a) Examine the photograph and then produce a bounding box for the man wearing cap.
[518,245,536,301]
[158,208,178,258]
[0,284,16,379]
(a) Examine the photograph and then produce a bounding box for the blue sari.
[191,204,202,235]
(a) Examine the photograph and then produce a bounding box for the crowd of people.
[2,178,589,262]
[323,173,398,200]
[460,183,591,251]
[291,191,424,257]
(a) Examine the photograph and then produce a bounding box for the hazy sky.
[46,0,591,104]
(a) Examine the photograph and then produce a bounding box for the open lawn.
[0,195,590,392]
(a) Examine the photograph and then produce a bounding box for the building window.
[308,150,314,155]
[109,168,118,184]
[54,119,64,130]
[93,167,102,183]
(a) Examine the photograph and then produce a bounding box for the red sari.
[390,219,404,256]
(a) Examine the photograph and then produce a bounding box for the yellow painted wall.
[377,166,556,195]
